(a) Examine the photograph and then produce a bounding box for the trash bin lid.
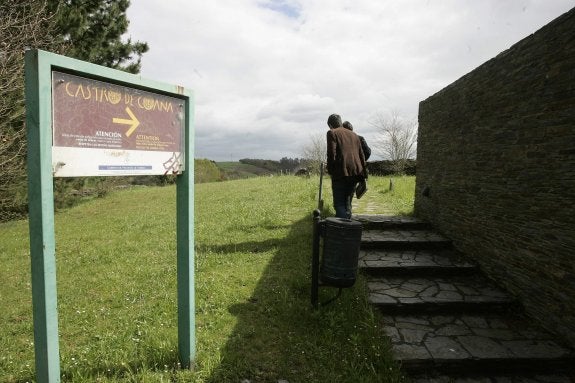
[323,217,362,228]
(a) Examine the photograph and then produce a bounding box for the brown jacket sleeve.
[326,129,337,175]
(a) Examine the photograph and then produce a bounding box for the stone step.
[361,229,452,250]
[382,314,575,376]
[410,374,575,382]
[359,249,479,277]
[353,214,432,231]
[367,276,517,315]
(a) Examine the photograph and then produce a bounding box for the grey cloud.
[128,0,575,160]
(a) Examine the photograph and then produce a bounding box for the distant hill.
[195,160,278,183]
[215,161,274,180]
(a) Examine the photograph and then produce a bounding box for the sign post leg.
[25,49,61,383]
[312,209,321,309]
[176,98,195,369]
[176,172,195,368]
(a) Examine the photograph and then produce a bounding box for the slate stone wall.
[415,8,575,345]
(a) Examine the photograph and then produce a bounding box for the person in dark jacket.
[326,114,367,219]
[343,121,371,160]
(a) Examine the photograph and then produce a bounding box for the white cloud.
[127,0,574,160]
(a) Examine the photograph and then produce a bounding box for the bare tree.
[0,1,60,221]
[369,110,418,173]
[300,132,327,174]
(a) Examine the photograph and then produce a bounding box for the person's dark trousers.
[331,176,358,219]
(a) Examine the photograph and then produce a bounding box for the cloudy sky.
[127,1,574,161]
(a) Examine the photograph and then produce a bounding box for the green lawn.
[0,175,413,382]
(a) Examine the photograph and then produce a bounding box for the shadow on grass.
[196,238,282,255]
[203,214,316,382]
[202,213,401,383]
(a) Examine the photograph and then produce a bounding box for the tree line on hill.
[239,157,416,176]
[239,157,305,173]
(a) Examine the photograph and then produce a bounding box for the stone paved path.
[353,199,395,215]
[361,229,452,249]
[353,215,575,382]
[367,275,515,312]
[359,249,476,275]
[384,314,573,370]
[411,374,574,383]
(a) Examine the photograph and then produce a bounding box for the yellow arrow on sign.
[113,107,140,137]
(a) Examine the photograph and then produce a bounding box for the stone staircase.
[354,215,575,382]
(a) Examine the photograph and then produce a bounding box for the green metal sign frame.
[25,49,195,382]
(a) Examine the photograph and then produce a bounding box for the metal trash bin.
[320,217,363,288]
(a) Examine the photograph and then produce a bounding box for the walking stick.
[317,162,324,210]
[312,162,324,308]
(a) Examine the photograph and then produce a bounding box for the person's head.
[342,121,353,131]
[327,114,342,129]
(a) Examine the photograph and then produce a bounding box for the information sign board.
[26,50,195,383]
[52,71,185,176]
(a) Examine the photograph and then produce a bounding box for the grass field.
[0,175,414,382]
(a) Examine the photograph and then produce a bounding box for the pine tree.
[0,0,149,221]
[49,0,148,73]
